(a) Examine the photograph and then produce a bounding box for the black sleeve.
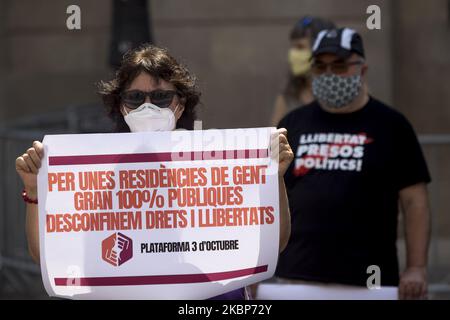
[392,115,431,191]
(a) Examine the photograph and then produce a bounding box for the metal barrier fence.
[0,108,449,299]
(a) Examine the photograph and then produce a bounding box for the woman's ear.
[175,96,187,120]
[361,64,368,78]
[120,105,126,117]
[176,104,185,120]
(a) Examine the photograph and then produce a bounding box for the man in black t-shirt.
[275,28,431,300]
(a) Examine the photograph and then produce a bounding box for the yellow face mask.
[288,48,312,76]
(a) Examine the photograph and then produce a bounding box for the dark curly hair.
[98,44,201,132]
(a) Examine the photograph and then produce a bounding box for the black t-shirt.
[275,97,431,286]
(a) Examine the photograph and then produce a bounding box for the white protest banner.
[37,127,279,299]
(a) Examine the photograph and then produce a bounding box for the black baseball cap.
[312,27,365,59]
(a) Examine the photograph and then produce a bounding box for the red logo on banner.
[101,232,133,266]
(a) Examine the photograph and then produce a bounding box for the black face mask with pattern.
[312,73,362,109]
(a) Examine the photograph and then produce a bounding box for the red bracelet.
[22,189,38,204]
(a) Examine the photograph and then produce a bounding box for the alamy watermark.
[366,5,381,30]
[366,265,381,289]
[66,5,81,30]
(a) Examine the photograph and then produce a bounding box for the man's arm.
[399,182,431,300]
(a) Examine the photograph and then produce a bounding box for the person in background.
[15,44,294,300]
[275,28,431,300]
[270,16,336,126]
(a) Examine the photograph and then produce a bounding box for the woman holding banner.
[15,44,294,300]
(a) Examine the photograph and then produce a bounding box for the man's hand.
[399,267,428,300]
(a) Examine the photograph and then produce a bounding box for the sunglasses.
[311,60,363,75]
[120,89,178,109]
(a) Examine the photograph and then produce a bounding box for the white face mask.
[123,103,179,132]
